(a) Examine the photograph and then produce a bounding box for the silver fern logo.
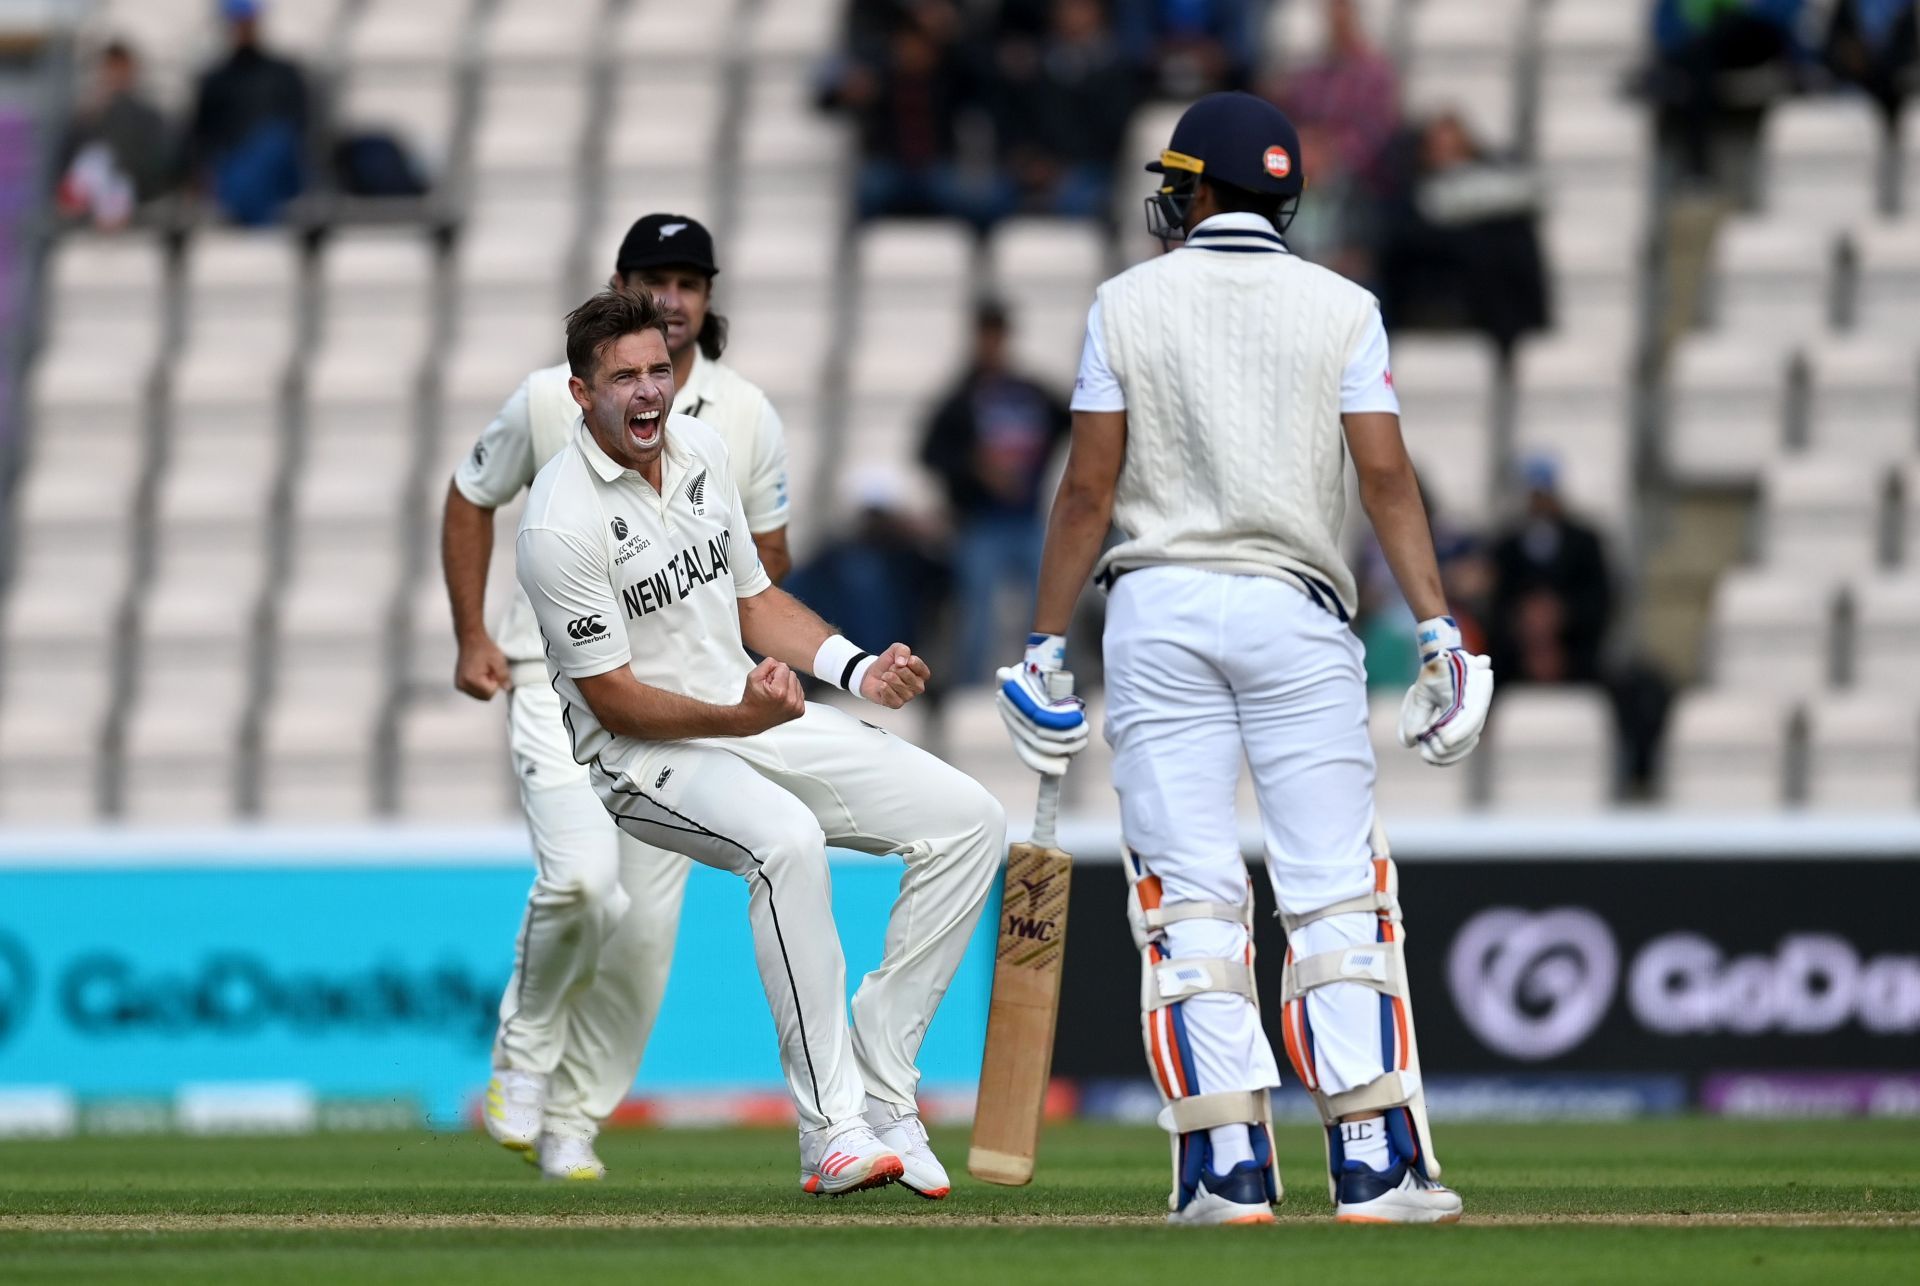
[684,470,708,516]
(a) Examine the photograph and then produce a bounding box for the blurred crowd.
[57,0,426,231]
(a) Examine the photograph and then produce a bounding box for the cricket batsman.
[516,286,1005,1197]
[996,93,1493,1225]
[442,215,791,1179]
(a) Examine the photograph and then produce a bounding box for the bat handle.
[1031,669,1074,850]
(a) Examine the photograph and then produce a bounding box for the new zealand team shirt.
[516,414,771,767]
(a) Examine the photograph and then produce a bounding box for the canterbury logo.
[819,1151,861,1177]
[684,469,708,515]
[566,615,607,641]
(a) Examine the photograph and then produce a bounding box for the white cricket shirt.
[1067,212,1399,616]
[516,415,771,768]
[455,353,790,663]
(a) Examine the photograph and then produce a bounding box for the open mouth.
[627,407,663,448]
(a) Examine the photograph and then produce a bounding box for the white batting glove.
[996,633,1090,777]
[1397,616,1493,767]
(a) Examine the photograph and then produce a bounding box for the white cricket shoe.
[537,1127,606,1182]
[864,1100,950,1200]
[800,1121,904,1196]
[1334,1160,1462,1224]
[1167,1164,1277,1227]
[483,1070,546,1152]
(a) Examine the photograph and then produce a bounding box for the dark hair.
[1203,176,1285,223]
[102,39,135,63]
[564,287,670,380]
[697,310,727,361]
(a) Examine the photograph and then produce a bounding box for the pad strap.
[1280,939,1407,1002]
[1155,1089,1269,1133]
[1278,887,1396,935]
[1144,956,1256,1011]
[1140,897,1255,933]
[1324,1070,1424,1119]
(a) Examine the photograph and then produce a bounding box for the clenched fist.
[737,657,807,734]
[859,642,930,709]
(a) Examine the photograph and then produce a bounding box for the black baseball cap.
[615,213,719,277]
[1145,92,1304,198]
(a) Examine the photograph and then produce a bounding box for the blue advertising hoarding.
[0,831,998,1126]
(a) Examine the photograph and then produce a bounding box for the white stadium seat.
[345,0,477,69]
[1665,335,1794,486]
[336,68,460,181]
[1757,455,1888,580]
[1369,696,1475,815]
[1664,692,1791,810]
[1389,335,1498,521]
[1709,217,1837,339]
[1803,337,1919,463]
[480,0,607,69]
[1805,696,1919,810]
[1850,574,1920,697]
[1709,570,1836,696]
[1759,96,1884,228]
[1484,686,1615,813]
[1850,219,1920,336]
[614,0,740,66]
[396,696,517,820]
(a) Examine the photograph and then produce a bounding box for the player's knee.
[751,816,828,876]
[537,854,622,910]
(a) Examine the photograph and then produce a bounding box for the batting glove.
[1397,615,1494,767]
[996,633,1090,777]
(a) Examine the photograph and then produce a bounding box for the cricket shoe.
[864,1100,950,1199]
[1334,1160,1462,1224]
[800,1122,904,1196]
[1167,1160,1278,1227]
[483,1069,546,1152]
[537,1127,606,1182]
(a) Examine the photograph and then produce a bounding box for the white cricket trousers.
[1104,566,1390,1108]
[496,673,691,1133]
[588,702,1006,1132]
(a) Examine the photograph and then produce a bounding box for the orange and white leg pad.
[1277,824,1442,1200]
[1125,849,1283,1210]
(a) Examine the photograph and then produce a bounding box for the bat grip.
[1031,668,1074,850]
[1033,774,1061,850]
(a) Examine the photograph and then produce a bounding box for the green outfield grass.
[2,1119,1917,1284]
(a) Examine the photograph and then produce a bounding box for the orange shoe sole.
[805,1156,905,1197]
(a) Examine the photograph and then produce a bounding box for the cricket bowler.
[996,93,1493,1225]
[516,286,1005,1197]
[442,215,791,1179]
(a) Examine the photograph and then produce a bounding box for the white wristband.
[812,635,872,693]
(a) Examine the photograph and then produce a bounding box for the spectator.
[185,0,310,226]
[1487,456,1613,687]
[1822,0,1919,124]
[919,301,1070,684]
[1116,0,1259,98]
[994,0,1137,217]
[1271,0,1401,191]
[57,40,171,229]
[1376,111,1550,352]
[820,8,1014,229]
[784,468,952,666]
[1647,0,1808,184]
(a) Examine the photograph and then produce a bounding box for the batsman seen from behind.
[997,92,1492,1227]
[516,287,1006,1199]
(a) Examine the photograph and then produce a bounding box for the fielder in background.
[517,288,1006,1198]
[997,92,1493,1227]
[441,214,791,1180]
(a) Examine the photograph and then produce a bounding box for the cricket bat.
[968,671,1074,1186]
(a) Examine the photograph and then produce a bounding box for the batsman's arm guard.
[1277,820,1442,1200]
[1125,849,1282,1210]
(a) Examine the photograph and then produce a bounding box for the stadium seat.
[1483,686,1616,813]
[1401,0,1526,148]
[1708,217,1837,339]
[1899,99,1920,216]
[1537,100,1653,236]
[1803,337,1919,463]
[1665,335,1793,486]
[480,0,606,69]
[469,73,590,201]
[119,664,249,822]
[1538,0,1645,104]
[1369,696,1475,816]
[1388,335,1498,521]
[257,697,382,822]
[614,0,740,66]
[1757,454,1889,580]
[1850,218,1920,335]
[1849,573,1920,697]
[749,0,841,65]
[1513,340,1634,499]
[1542,210,1643,341]
[1663,692,1791,810]
[335,67,460,182]
[0,698,101,823]
[940,688,1041,822]
[1804,696,1919,810]
[1759,96,1884,228]
[1709,570,1836,695]
[396,695,517,820]
[345,0,477,69]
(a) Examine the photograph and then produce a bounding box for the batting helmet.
[1145,92,1304,243]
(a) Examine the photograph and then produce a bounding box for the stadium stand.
[5,0,1918,823]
